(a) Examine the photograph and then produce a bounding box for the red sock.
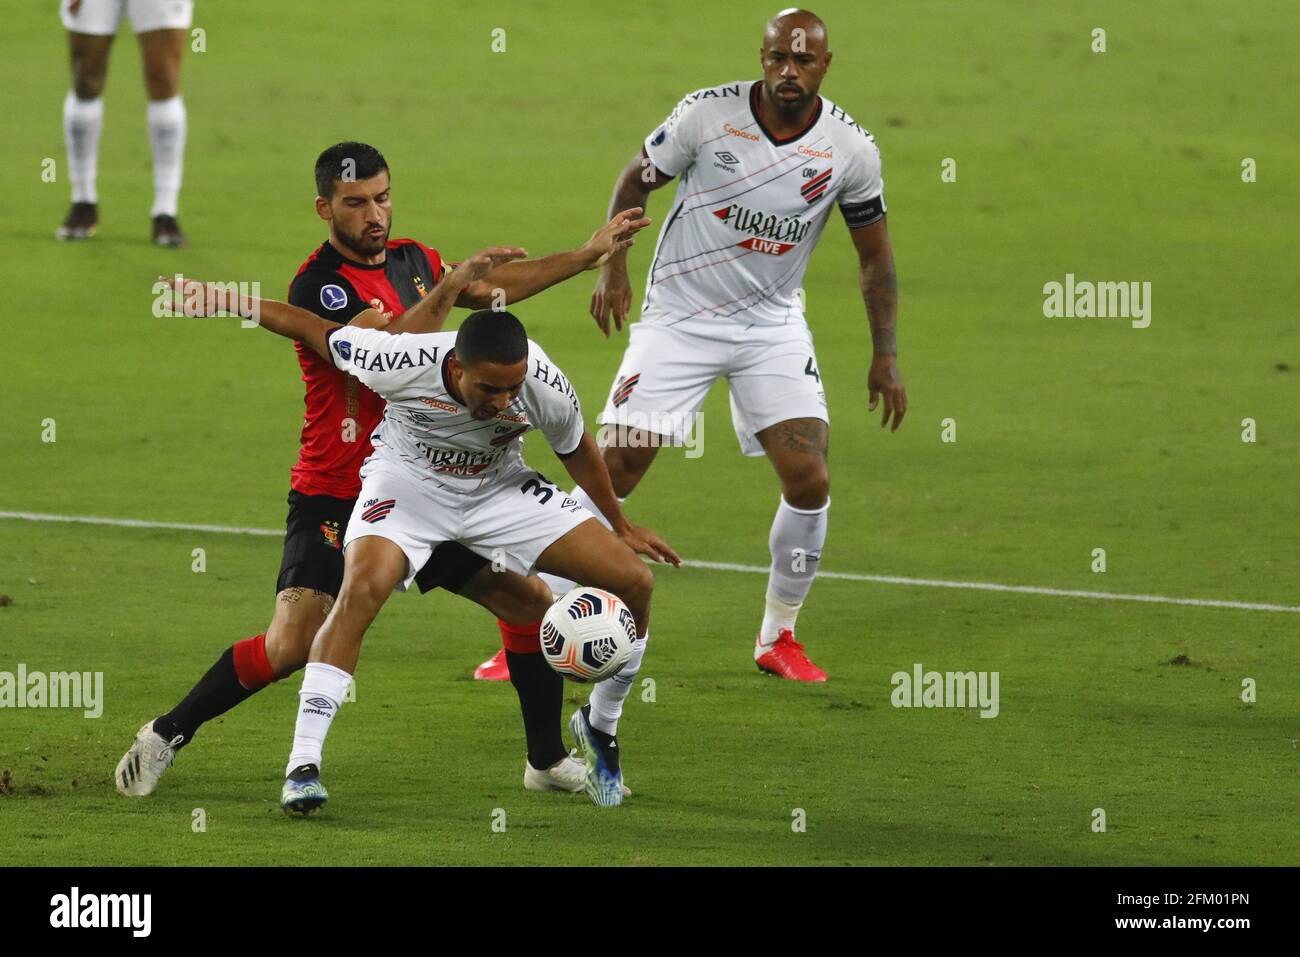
[497,619,542,654]
[232,634,276,690]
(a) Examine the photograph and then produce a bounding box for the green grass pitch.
[1,0,1297,865]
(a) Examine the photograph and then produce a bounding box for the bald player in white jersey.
[530,9,908,682]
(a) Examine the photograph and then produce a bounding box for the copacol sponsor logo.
[0,664,103,718]
[890,663,999,718]
[50,887,151,937]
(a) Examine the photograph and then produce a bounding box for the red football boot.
[755,630,828,682]
[473,648,511,681]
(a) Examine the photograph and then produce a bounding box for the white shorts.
[596,318,828,457]
[343,458,594,591]
[61,0,193,35]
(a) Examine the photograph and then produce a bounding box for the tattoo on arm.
[861,250,899,356]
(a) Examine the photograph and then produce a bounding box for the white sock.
[757,496,829,653]
[588,635,646,736]
[63,91,104,204]
[538,484,618,597]
[146,95,186,217]
[285,662,353,776]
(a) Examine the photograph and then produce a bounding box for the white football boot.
[115,722,184,797]
[524,751,632,796]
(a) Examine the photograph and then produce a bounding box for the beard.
[335,221,389,258]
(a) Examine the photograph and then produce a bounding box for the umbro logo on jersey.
[320,284,348,310]
[713,150,740,173]
[611,373,641,407]
[800,167,833,204]
[361,499,396,523]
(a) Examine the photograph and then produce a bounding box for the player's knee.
[72,71,106,99]
[618,562,654,613]
[505,576,554,624]
[265,621,314,675]
[783,467,830,510]
[144,71,179,100]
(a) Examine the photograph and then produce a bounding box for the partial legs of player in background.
[117,571,580,797]
[751,417,830,682]
[531,419,830,681]
[137,27,188,246]
[57,24,188,245]
[58,31,112,240]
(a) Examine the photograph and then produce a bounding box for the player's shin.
[285,662,352,776]
[154,634,276,745]
[146,96,186,217]
[758,497,830,652]
[587,635,647,737]
[500,621,567,769]
[63,91,103,204]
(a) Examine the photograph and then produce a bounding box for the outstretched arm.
[454,208,651,310]
[379,247,527,334]
[159,277,341,359]
[557,432,680,566]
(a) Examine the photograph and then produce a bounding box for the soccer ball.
[540,587,638,683]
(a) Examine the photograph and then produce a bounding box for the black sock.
[581,704,620,775]
[506,649,567,769]
[153,647,261,746]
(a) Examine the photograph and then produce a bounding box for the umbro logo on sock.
[302,696,334,716]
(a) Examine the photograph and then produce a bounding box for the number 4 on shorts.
[804,357,820,382]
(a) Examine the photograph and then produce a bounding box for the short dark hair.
[315,142,388,199]
[455,310,529,368]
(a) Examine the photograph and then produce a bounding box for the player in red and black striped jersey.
[115,141,649,798]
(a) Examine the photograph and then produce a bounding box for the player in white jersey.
[163,281,678,808]
[533,9,908,682]
[57,0,194,245]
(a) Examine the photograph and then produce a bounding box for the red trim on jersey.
[748,81,823,146]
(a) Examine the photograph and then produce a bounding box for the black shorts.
[275,489,489,597]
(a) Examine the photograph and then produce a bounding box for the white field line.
[3,509,1298,614]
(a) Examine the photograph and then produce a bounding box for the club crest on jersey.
[319,520,341,550]
[711,203,810,256]
[320,284,348,310]
[800,167,833,204]
[360,498,396,523]
[413,275,428,296]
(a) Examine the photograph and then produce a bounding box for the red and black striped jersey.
[286,238,444,498]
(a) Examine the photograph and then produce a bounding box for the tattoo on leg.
[279,587,304,604]
[311,590,335,615]
[770,419,828,457]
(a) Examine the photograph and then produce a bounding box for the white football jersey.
[640,80,885,329]
[325,326,585,491]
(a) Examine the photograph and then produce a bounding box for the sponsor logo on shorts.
[360,498,396,523]
[650,127,666,146]
[320,521,341,550]
[800,167,832,204]
[611,373,640,408]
